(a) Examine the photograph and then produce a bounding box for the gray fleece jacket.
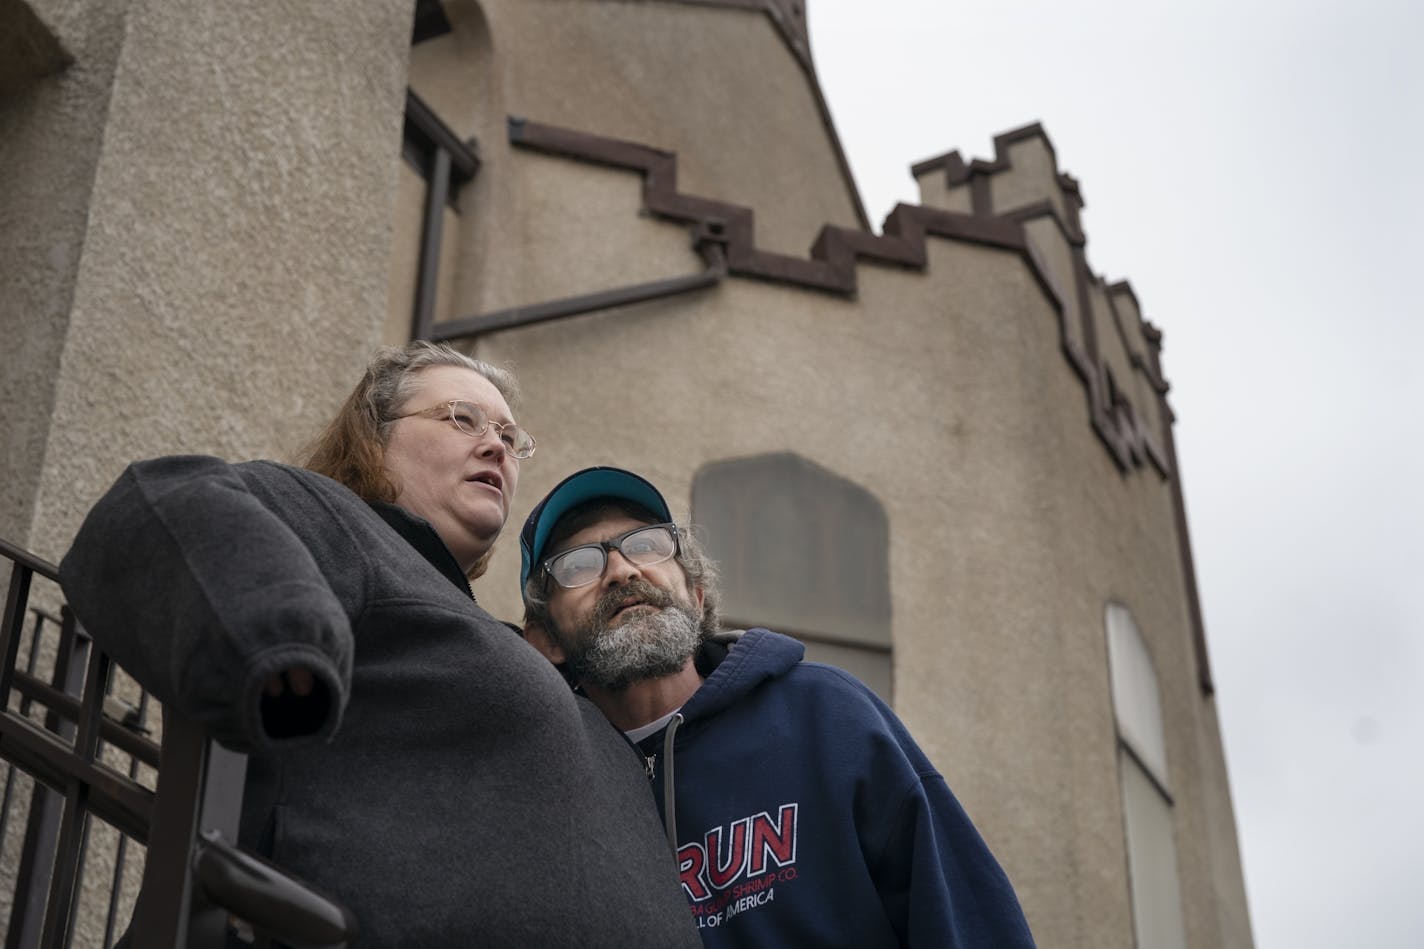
[60,456,700,948]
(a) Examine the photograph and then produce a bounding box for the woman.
[60,342,699,947]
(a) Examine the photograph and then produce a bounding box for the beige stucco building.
[2,1,1253,946]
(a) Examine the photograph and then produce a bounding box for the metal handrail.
[0,537,58,582]
[1,537,357,948]
[196,831,358,949]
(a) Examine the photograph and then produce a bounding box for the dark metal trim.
[1077,246,1103,370]
[503,117,1215,697]
[914,125,1085,244]
[403,89,479,184]
[1106,281,1169,394]
[432,240,727,341]
[1001,199,1083,248]
[506,117,1048,299]
[501,117,1176,480]
[938,125,1206,691]
[1153,396,1215,695]
[640,0,869,230]
[411,147,453,342]
[652,0,809,61]
[500,117,1212,701]
[911,122,1177,483]
[998,200,1171,478]
[403,88,481,342]
[969,174,993,217]
[909,149,965,180]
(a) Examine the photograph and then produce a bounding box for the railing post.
[37,627,107,949]
[0,559,35,704]
[5,608,91,949]
[125,708,248,948]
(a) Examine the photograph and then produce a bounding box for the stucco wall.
[3,4,414,937]
[468,158,1249,946]
[991,135,1069,224]
[0,0,129,545]
[497,0,861,252]
[914,166,973,214]
[401,0,861,319]
[1,2,1251,946]
[13,0,415,565]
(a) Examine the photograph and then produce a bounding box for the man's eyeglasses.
[542,523,680,589]
[396,400,537,459]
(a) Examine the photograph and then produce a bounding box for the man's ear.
[691,584,705,615]
[523,619,567,664]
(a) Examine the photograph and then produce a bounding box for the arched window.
[692,453,892,700]
[1106,603,1187,949]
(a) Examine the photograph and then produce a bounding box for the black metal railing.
[0,538,354,948]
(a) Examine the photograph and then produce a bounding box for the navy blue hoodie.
[637,628,1037,948]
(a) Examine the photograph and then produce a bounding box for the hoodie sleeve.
[869,768,1038,947]
[58,456,356,754]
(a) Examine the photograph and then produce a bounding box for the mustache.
[589,579,678,629]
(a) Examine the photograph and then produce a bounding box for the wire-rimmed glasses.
[396,400,537,459]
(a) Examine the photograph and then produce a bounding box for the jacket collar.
[369,501,475,601]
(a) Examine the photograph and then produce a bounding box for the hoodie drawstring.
[662,712,683,850]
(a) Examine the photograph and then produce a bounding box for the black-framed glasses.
[396,400,537,459]
[542,523,681,589]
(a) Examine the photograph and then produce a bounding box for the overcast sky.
[808,2,1424,947]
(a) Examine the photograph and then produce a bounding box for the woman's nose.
[474,429,506,462]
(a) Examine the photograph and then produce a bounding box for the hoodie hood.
[680,628,803,724]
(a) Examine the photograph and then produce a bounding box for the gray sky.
[809,2,1424,946]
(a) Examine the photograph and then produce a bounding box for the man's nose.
[601,548,643,587]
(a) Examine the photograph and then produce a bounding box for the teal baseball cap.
[519,467,672,591]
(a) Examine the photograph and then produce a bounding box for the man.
[519,466,1037,948]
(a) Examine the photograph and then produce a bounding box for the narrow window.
[1106,603,1188,949]
[693,454,892,701]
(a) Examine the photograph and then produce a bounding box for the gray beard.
[563,596,702,693]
